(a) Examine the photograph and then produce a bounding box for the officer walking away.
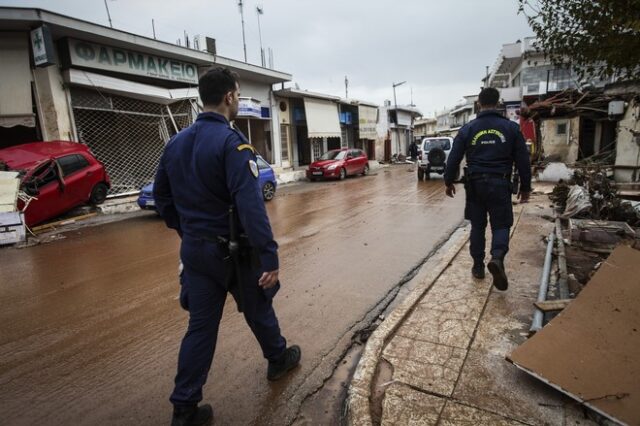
[443,87,531,291]
[154,67,301,426]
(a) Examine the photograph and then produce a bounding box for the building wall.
[540,117,580,162]
[33,65,75,141]
[614,99,640,182]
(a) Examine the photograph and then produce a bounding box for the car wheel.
[262,181,276,201]
[362,164,369,176]
[339,168,346,180]
[90,182,108,205]
[424,168,431,180]
[417,168,424,180]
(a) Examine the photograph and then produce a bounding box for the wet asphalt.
[0,165,464,425]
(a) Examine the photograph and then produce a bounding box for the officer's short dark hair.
[478,87,500,107]
[199,67,239,106]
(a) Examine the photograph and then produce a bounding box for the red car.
[0,141,111,227]
[306,148,369,180]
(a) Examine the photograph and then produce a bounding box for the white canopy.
[303,98,341,139]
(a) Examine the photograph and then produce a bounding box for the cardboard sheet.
[508,245,640,426]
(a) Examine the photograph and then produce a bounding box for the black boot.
[472,261,485,279]
[487,257,509,291]
[171,404,213,426]
[267,345,301,381]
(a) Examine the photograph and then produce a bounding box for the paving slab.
[394,305,480,350]
[439,401,527,425]
[452,348,566,425]
[380,383,444,426]
[383,335,466,397]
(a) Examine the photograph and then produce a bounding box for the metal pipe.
[530,231,555,334]
[555,218,570,299]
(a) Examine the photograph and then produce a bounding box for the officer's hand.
[518,191,530,203]
[445,184,456,198]
[259,270,279,289]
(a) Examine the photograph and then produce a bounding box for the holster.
[222,234,261,313]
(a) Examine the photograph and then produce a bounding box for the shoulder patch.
[237,144,256,154]
[248,160,259,178]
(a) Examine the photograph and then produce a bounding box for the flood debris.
[551,167,640,227]
[509,245,640,426]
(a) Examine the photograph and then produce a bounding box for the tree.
[518,0,640,81]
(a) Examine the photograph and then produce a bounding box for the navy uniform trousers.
[170,235,286,406]
[465,176,514,262]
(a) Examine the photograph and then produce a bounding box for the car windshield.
[423,139,451,151]
[319,150,347,161]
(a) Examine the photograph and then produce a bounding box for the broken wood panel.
[534,299,572,312]
[508,245,640,426]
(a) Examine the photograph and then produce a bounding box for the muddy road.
[0,166,464,425]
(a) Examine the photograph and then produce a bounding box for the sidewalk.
[348,193,601,425]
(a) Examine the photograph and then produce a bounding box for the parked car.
[306,148,369,181]
[0,141,111,227]
[256,155,277,201]
[417,137,455,180]
[137,155,277,207]
[137,182,155,209]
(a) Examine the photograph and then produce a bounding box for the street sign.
[30,25,56,67]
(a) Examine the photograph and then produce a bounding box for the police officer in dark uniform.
[444,87,531,291]
[154,67,301,426]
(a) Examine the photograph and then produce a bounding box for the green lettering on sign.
[147,57,158,74]
[75,42,95,61]
[113,50,127,66]
[98,47,112,65]
[128,52,145,70]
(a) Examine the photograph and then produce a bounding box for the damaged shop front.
[523,86,639,182]
[0,7,291,196]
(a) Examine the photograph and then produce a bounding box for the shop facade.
[0,7,291,195]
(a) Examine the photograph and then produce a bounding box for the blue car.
[137,182,156,209]
[137,155,277,209]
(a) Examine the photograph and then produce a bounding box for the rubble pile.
[551,167,640,227]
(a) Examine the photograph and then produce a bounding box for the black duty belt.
[468,172,511,181]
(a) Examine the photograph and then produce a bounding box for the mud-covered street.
[0,166,464,425]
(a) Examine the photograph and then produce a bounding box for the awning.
[358,105,378,139]
[303,98,341,138]
[0,33,35,128]
[64,69,199,105]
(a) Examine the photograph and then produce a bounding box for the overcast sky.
[3,0,532,117]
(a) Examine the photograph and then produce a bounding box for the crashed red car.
[306,148,369,180]
[0,141,110,227]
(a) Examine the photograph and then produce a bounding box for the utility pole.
[238,0,248,62]
[103,0,113,28]
[256,5,265,67]
[345,75,349,99]
[392,81,406,155]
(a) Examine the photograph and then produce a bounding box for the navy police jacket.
[444,110,532,192]
[154,112,279,271]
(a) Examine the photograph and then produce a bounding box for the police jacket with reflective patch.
[444,110,532,192]
[154,112,278,271]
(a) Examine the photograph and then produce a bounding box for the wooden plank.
[31,212,97,233]
[534,299,572,312]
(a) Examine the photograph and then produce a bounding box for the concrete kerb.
[346,225,471,426]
